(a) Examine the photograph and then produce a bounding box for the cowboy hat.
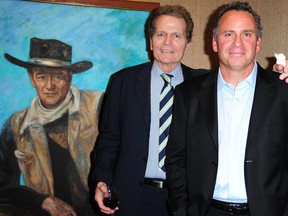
[4,37,93,73]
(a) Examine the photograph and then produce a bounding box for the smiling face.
[212,10,261,76]
[150,15,189,72]
[29,68,72,109]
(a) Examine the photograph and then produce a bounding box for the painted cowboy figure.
[0,37,103,216]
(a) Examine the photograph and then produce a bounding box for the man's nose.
[165,35,172,44]
[233,35,242,47]
[45,77,55,89]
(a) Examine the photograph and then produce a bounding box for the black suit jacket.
[89,62,208,216]
[166,63,288,216]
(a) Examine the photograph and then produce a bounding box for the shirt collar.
[152,62,182,79]
[218,61,258,92]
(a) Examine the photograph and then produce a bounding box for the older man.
[0,37,103,216]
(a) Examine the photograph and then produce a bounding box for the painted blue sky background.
[0,0,150,127]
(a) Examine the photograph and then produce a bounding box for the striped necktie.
[159,73,174,172]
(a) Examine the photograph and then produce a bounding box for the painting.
[0,0,159,128]
[0,0,159,214]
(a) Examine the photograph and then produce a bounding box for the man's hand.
[41,196,77,216]
[95,182,119,215]
[273,59,288,83]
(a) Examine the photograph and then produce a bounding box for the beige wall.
[134,0,288,70]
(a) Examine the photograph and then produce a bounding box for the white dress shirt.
[213,63,257,203]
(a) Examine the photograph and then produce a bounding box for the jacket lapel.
[28,125,54,194]
[135,63,153,133]
[196,71,219,150]
[11,110,54,195]
[246,65,276,153]
[182,63,195,80]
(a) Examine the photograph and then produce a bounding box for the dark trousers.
[0,206,33,216]
[207,206,250,216]
[136,184,169,216]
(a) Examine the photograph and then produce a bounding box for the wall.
[134,0,288,70]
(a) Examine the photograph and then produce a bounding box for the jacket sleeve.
[89,73,122,190]
[0,118,49,215]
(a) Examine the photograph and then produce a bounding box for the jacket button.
[139,181,143,186]
[205,199,211,204]
[142,157,147,163]
[212,162,217,167]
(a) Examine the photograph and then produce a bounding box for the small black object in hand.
[103,197,119,209]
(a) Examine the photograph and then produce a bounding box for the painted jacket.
[0,87,103,215]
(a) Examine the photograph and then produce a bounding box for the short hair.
[146,5,194,43]
[212,1,263,40]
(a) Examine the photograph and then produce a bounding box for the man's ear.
[256,37,261,53]
[150,38,153,51]
[68,71,73,83]
[212,37,218,53]
[184,42,190,55]
[28,70,35,87]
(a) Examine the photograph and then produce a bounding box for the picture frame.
[29,0,159,11]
